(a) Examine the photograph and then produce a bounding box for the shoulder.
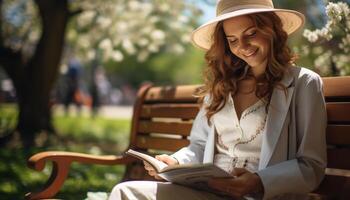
[289,66,323,85]
[289,66,323,92]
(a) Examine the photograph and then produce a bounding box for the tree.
[0,0,201,146]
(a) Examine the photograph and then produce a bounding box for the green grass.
[53,116,131,153]
[0,104,18,136]
[0,104,132,200]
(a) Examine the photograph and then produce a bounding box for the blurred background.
[0,0,349,199]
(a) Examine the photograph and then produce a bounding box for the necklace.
[233,114,267,150]
[217,107,267,151]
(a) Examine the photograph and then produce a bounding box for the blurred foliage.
[0,104,18,136]
[54,116,131,153]
[104,45,206,87]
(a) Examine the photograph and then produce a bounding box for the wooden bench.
[26,76,350,200]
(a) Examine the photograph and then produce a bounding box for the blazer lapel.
[259,72,295,169]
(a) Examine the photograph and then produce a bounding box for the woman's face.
[223,15,271,76]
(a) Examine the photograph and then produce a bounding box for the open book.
[126,149,234,195]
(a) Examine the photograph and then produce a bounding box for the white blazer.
[172,66,327,199]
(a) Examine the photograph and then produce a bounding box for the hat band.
[218,4,274,16]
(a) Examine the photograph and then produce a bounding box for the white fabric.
[214,97,266,173]
[109,181,233,200]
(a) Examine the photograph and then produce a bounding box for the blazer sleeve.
[257,72,327,199]
[171,104,211,164]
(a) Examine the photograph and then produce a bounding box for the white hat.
[191,0,305,50]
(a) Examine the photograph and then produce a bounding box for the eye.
[227,38,237,45]
[246,30,257,37]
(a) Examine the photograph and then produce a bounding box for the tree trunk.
[15,0,69,146]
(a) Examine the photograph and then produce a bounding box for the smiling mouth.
[244,48,259,57]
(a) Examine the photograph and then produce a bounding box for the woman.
[109,0,327,199]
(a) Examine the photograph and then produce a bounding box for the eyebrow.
[225,25,255,38]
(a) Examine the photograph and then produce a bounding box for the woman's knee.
[108,181,157,200]
[109,182,126,200]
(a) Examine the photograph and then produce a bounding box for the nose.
[237,39,251,54]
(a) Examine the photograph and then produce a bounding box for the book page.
[158,163,233,195]
[126,149,168,172]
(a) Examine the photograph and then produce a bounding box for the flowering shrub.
[302,1,350,76]
[68,0,201,63]
[2,0,202,63]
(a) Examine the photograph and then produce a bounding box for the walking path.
[53,104,133,119]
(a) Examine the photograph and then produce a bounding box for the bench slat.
[327,103,350,123]
[313,174,350,198]
[135,136,190,152]
[138,121,192,136]
[327,125,350,145]
[140,104,199,119]
[327,148,350,170]
[144,85,200,103]
[323,76,350,98]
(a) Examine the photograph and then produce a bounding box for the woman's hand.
[208,168,264,198]
[143,154,179,180]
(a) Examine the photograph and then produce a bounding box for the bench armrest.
[25,151,135,200]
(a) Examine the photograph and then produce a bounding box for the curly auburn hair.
[197,12,297,123]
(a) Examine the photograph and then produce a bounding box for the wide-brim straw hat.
[192,0,305,50]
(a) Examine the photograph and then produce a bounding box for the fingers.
[143,154,178,180]
[208,168,255,198]
[231,167,248,177]
[143,161,157,176]
[155,154,178,165]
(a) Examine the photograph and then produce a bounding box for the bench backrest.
[128,76,350,198]
[128,84,199,152]
[315,76,350,198]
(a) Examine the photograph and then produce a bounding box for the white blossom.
[159,3,170,12]
[122,39,136,55]
[128,0,141,11]
[150,30,165,41]
[303,29,319,43]
[171,43,185,54]
[87,50,96,60]
[181,34,191,43]
[149,16,160,24]
[96,17,112,29]
[137,38,149,47]
[314,51,332,75]
[111,50,124,62]
[99,39,112,51]
[137,50,150,62]
[179,15,189,23]
[77,11,96,27]
[78,36,90,49]
[115,21,128,33]
[148,43,159,52]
